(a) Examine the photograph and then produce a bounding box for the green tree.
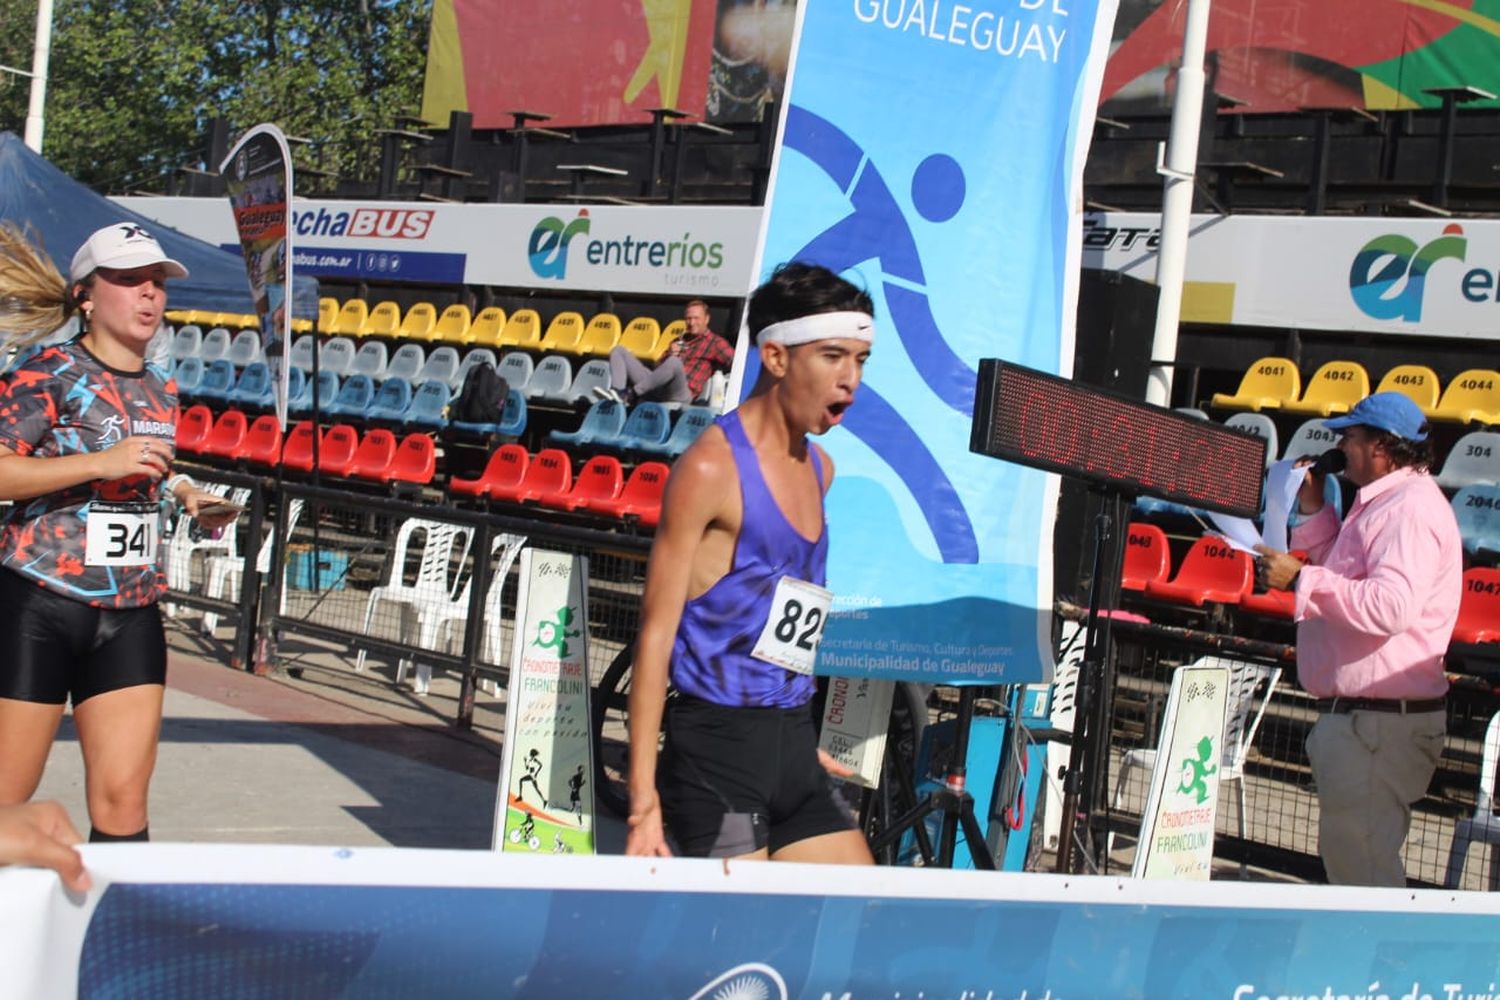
[0,0,430,192]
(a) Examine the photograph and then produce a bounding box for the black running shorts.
[0,569,167,705]
[658,693,858,857]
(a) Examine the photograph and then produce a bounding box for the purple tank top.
[670,410,827,708]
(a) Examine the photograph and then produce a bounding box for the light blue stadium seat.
[1453,484,1500,559]
[604,402,671,452]
[451,388,527,438]
[290,369,340,415]
[196,359,236,402]
[229,361,275,408]
[173,356,205,396]
[639,405,717,459]
[365,376,414,423]
[550,399,626,448]
[402,380,451,429]
[325,373,376,418]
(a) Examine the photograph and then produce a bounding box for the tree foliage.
[0,0,430,192]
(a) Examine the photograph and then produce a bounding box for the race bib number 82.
[751,576,833,675]
[85,502,158,567]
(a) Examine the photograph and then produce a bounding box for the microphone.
[1309,448,1346,476]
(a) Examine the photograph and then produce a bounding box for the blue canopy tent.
[0,132,318,316]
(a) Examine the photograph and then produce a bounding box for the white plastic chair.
[1225,412,1279,468]
[497,351,536,394]
[227,329,263,368]
[1109,656,1281,875]
[172,325,203,361]
[1282,418,1340,462]
[1437,431,1500,492]
[1445,711,1500,889]
[354,518,473,678]
[288,334,316,373]
[201,500,303,634]
[396,533,528,696]
[384,342,426,384]
[415,345,461,387]
[319,336,357,377]
[163,484,252,609]
[350,339,390,381]
[198,327,232,364]
[451,348,498,392]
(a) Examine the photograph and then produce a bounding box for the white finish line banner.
[5,845,1500,998]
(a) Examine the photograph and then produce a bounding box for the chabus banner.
[746,0,1119,684]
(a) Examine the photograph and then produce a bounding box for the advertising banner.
[495,549,595,855]
[745,0,1119,685]
[113,196,763,298]
[7,846,1500,997]
[1083,212,1500,340]
[219,125,294,429]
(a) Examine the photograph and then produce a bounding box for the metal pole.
[1145,0,1212,407]
[23,0,54,152]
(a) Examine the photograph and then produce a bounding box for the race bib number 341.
[751,576,833,676]
[85,502,158,567]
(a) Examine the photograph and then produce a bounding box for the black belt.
[1317,696,1447,715]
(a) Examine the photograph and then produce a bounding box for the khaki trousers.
[1306,708,1445,887]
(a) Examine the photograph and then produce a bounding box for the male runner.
[626,262,875,863]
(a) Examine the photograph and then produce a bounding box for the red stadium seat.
[1240,588,1295,619]
[391,433,436,485]
[586,461,670,527]
[1453,568,1500,645]
[318,424,359,477]
[492,447,571,504]
[1144,535,1253,607]
[282,421,316,472]
[242,415,283,466]
[349,429,397,481]
[176,405,213,453]
[1121,522,1170,591]
[200,409,248,459]
[541,455,623,511]
[451,444,529,498]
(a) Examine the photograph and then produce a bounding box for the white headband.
[756,310,875,347]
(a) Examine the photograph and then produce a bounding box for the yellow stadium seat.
[1210,357,1300,412]
[538,311,585,354]
[463,306,506,347]
[398,302,438,341]
[331,298,370,337]
[498,309,542,350]
[239,313,261,330]
[316,297,340,334]
[644,319,686,362]
[1280,360,1369,416]
[434,303,474,344]
[619,316,661,360]
[1427,369,1500,425]
[1376,364,1442,410]
[365,300,402,338]
[569,313,622,357]
[164,309,191,325]
[290,317,314,334]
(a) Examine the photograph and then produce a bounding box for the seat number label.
[751,576,834,676]
[85,502,158,567]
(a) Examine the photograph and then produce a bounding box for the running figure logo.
[533,605,581,658]
[96,414,125,446]
[1177,736,1218,804]
[517,748,547,808]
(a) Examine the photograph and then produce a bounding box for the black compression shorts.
[658,693,858,857]
[0,568,166,706]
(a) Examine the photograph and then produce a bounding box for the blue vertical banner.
[745,0,1119,684]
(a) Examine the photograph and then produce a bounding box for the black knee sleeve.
[90,825,148,843]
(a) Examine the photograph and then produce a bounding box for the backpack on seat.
[452,363,510,425]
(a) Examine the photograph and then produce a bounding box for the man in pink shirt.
[1257,391,1461,887]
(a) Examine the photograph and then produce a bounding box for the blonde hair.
[0,222,76,352]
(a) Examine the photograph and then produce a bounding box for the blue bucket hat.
[1323,391,1428,441]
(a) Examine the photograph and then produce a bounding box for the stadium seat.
[288,334,316,372]
[348,428,397,480]
[540,454,623,511]
[365,300,402,338]
[490,447,571,505]
[316,297,339,334]
[432,303,473,345]
[568,313,621,357]
[199,327,232,364]
[366,377,415,423]
[639,405,717,458]
[416,346,461,387]
[229,361,275,409]
[1240,588,1296,619]
[619,317,660,360]
[1453,568,1500,644]
[391,433,437,485]
[325,373,376,418]
[1454,485,1500,559]
[403,380,451,429]
[226,329,263,368]
[1375,364,1442,410]
[242,415,283,466]
[538,312,586,354]
[451,444,529,498]
[171,325,203,361]
[497,308,542,351]
[497,351,536,393]
[1280,360,1369,417]
[331,298,369,337]
[350,340,389,381]
[1437,432,1500,491]
[1210,357,1300,412]
[196,359,237,402]
[175,405,213,453]
[452,348,499,392]
[550,399,627,448]
[399,302,437,341]
[1143,535,1253,607]
[384,343,426,384]
[461,306,502,347]
[173,356,205,396]
[285,367,306,409]
[282,421,317,472]
[647,320,685,362]
[319,336,357,377]
[605,402,671,452]
[290,370,340,416]
[1282,418,1340,462]
[451,386,526,437]
[1120,523,1170,591]
[1224,412,1278,467]
[1175,407,1210,421]
[585,461,670,526]
[563,359,612,404]
[317,424,360,476]
[1427,369,1500,425]
[526,354,574,401]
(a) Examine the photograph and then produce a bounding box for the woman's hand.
[96,436,171,482]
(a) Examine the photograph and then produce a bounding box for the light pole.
[2,0,55,152]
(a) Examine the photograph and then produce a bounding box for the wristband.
[166,474,194,496]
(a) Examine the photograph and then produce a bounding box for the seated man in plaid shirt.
[599,300,734,405]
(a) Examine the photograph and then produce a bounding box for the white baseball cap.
[69,223,189,283]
